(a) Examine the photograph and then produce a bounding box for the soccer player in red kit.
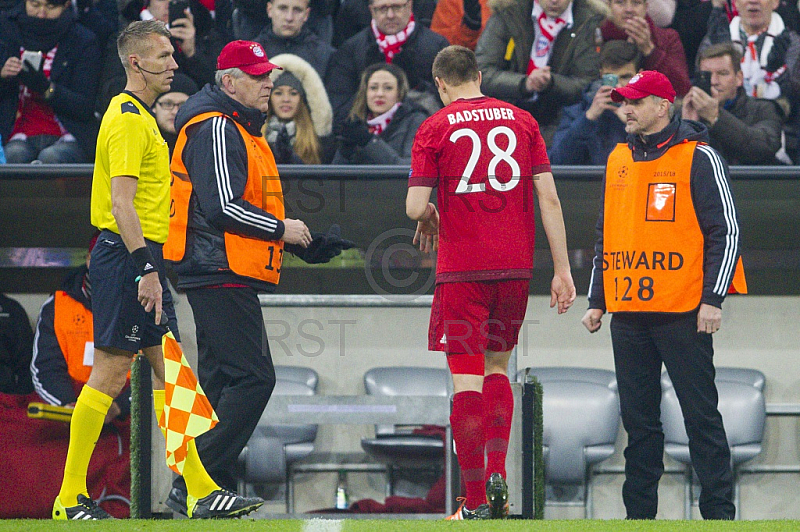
[406,46,576,520]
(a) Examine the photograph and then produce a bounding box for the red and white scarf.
[368,102,401,135]
[730,12,785,99]
[371,14,416,63]
[527,1,573,75]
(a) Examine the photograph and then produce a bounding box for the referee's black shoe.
[53,494,114,520]
[187,488,264,519]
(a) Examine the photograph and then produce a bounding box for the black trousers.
[610,311,734,520]
[174,286,276,492]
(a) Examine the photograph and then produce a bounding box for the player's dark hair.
[117,20,172,69]
[348,63,409,121]
[697,42,742,74]
[432,45,479,86]
[599,40,643,71]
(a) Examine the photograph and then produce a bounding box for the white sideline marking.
[302,518,343,532]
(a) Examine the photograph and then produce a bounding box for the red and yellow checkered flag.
[160,330,218,474]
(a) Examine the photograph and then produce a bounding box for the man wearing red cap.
[581,70,746,520]
[163,40,353,513]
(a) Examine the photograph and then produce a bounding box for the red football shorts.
[429,279,530,375]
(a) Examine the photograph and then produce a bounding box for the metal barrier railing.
[0,163,799,180]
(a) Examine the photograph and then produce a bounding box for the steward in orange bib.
[31,240,130,421]
[582,71,743,520]
[162,41,353,511]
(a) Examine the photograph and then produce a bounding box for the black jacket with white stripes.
[30,266,131,416]
[171,84,286,292]
[587,117,741,311]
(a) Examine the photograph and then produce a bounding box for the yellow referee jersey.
[91,91,170,243]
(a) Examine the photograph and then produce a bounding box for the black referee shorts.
[90,229,180,354]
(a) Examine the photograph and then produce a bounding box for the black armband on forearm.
[131,246,157,277]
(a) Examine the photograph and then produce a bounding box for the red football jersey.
[409,96,551,283]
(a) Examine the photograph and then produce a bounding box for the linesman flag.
[160,330,219,474]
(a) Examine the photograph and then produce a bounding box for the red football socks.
[483,373,513,480]
[451,390,486,509]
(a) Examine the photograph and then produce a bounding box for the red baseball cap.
[611,70,676,103]
[216,40,282,76]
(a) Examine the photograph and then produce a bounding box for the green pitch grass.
[2,520,800,531]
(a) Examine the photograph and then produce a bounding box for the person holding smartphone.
[0,0,101,163]
[681,42,785,165]
[97,0,226,113]
[549,40,642,165]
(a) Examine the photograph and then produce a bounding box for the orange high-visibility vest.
[53,291,93,384]
[164,112,285,284]
[603,141,746,313]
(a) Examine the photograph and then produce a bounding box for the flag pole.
[130,354,153,518]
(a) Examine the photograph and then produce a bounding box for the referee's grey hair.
[117,20,171,70]
[215,68,245,87]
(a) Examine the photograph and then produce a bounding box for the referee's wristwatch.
[44,83,55,100]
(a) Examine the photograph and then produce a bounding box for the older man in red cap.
[581,70,746,520]
[163,40,352,515]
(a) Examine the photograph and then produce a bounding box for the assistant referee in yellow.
[53,20,262,520]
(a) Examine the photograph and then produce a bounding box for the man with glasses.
[151,72,198,155]
[325,0,448,127]
[600,0,690,96]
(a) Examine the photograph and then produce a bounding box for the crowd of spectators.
[0,0,798,164]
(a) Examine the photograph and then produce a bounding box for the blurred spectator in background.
[475,0,607,145]
[234,0,335,44]
[647,0,674,26]
[73,0,118,47]
[98,0,226,113]
[326,0,447,126]
[152,72,198,154]
[701,0,800,101]
[0,0,101,163]
[255,0,336,78]
[0,293,33,396]
[0,136,5,163]
[332,0,436,47]
[601,0,691,96]
[431,0,492,50]
[30,235,131,425]
[549,40,641,164]
[700,0,800,162]
[669,0,712,76]
[682,42,784,164]
[332,62,428,164]
[265,53,334,163]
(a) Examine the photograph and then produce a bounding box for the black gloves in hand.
[766,30,791,73]
[339,118,373,147]
[17,59,50,95]
[462,0,481,30]
[297,224,356,264]
[272,125,294,164]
